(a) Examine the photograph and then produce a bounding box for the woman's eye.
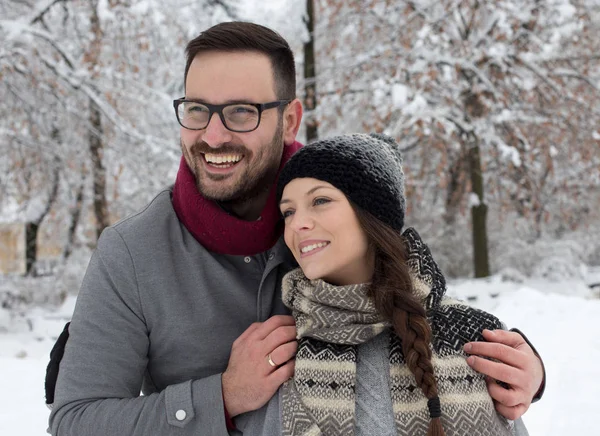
[281,209,294,218]
[313,197,330,206]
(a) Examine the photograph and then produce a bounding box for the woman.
[275,133,528,436]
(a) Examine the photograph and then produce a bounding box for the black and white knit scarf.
[280,228,514,436]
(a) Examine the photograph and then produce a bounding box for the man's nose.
[201,113,233,148]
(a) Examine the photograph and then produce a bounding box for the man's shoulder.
[114,187,172,223]
[105,188,182,243]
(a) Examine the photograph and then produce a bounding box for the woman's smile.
[298,240,330,257]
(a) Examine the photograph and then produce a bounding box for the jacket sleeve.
[48,227,229,436]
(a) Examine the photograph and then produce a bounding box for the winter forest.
[1,0,600,435]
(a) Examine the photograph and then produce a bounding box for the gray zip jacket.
[49,189,297,435]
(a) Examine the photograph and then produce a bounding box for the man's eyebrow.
[184,97,258,105]
[279,185,335,206]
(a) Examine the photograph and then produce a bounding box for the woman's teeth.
[301,242,329,254]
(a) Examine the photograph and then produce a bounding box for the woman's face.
[279,177,374,285]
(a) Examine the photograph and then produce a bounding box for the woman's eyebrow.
[306,185,334,195]
[279,185,334,206]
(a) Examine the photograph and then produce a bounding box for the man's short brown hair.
[185,21,296,100]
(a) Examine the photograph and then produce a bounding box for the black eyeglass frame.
[173,98,291,133]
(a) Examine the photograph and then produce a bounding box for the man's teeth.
[301,242,329,254]
[204,153,242,164]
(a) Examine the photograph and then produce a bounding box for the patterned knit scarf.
[281,228,514,436]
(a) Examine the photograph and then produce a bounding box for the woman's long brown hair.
[354,206,446,436]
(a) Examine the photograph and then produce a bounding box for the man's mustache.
[189,141,249,157]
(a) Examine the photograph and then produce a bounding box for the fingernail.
[464,343,472,353]
[467,356,476,365]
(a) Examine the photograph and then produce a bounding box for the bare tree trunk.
[89,99,109,240]
[64,169,85,261]
[444,147,468,227]
[24,222,40,276]
[460,82,491,278]
[304,0,318,143]
[467,133,490,278]
[87,0,109,241]
[25,153,60,276]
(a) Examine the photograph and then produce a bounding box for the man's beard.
[180,120,284,203]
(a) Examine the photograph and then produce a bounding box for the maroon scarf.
[172,141,303,255]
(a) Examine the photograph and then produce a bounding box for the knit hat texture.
[277,133,406,231]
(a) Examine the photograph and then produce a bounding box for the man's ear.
[283,98,303,145]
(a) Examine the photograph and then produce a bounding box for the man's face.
[180,51,287,202]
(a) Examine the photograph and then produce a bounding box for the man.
[47,21,544,435]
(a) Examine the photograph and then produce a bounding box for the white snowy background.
[1,0,600,435]
[2,274,599,435]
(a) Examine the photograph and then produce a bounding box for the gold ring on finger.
[267,353,277,367]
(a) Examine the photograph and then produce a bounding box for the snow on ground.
[448,276,598,435]
[0,295,75,435]
[0,277,598,435]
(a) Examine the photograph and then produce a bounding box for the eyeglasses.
[173,98,291,133]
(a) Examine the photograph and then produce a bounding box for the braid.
[392,299,445,436]
[392,301,437,398]
[370,251,446,436]
[357,203,447,436]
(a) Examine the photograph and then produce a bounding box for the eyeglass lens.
[177,102,260,131]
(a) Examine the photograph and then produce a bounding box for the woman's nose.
[290,210,314,232]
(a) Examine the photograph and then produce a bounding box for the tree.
[304,0,319,142]
[313,0,600,277]
[0,0,238,270]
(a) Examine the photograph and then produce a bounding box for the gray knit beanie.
[277,133,406,231]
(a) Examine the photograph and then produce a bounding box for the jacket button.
[175,409,187,421]
[244,256,251,263]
